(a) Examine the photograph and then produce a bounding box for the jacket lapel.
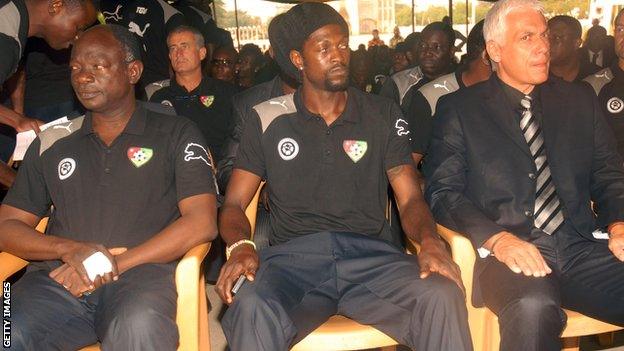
[481,77,533,158]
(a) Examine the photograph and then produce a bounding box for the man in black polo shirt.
[549,16,600,82]
[215,4,471,351]
[0,0,96,166]
[0,24,218,350]
[380,22,455,112]
[150,25,236,163]
[407,20,491,166]
[585,8,624,158]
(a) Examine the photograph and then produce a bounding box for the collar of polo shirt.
[293,87,361,124]
[81,101,147,136]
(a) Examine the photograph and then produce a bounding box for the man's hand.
[215,244,258,304]
[608,226,624,261]
[55,241,121,288]
[50,247,127,296]
[487,231,551,277]
[49,264,93,297]
[14,116,43,133]
[418,237,465,296]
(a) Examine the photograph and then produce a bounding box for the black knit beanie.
[269,2,349,81]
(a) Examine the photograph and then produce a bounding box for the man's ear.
[574,38,583,49]
[486,40,502,64]
[199,46,207,61]
[49,0,63,15]
[290,49,304,72]
[127,60,144,85]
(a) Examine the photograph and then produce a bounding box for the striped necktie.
[520,95,564,235]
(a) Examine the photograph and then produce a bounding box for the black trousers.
[222,231,473,351]
[7,263,178,351]
[480,225,624,351]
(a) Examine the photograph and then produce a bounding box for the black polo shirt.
[100,0,186,86]
[3,101,217,271]
[150,76,236,162]
[235,87,412,245]
[0,0,28,83]
[408,70,465,155]
[585,64,624,158]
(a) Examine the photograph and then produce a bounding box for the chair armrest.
[0,217,49,281]
[436,224,476,296]
[0,252,28,281]
[176,242,211,351]
[246,181,265,237]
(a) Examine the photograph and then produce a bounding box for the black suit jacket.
[423,75,624,303]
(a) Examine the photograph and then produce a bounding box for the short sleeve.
[233,111,266,178]
[3,138,51,216]
[384,102,413,171]
[0,34,20,84]
[174,121,218,201]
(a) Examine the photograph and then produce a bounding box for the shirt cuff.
[477,247,492,258]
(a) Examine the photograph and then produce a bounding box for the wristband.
[82,251,113,282]
[226,239,256,260]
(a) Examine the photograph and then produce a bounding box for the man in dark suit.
[424,0,624,350]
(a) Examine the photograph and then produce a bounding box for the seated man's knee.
[101,300,178,350]
[420,275,465,308]
[226,288,276,321]
[503,291,564,330]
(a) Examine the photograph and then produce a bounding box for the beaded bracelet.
[226,239,256,259]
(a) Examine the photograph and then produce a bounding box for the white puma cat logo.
[269,100,289,110]
[434,80,451,92]
[52,122,73,134]
[128,22,150,38]
[103,5,123,21]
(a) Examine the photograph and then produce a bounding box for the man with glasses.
[150,25,237,163]
[210,46,238,85]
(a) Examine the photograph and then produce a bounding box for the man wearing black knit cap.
[215,3,472,350]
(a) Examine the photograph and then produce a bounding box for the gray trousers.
[7,263,178,351]
[222,231,472,351]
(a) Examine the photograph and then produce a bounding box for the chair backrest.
[245,181,265,237]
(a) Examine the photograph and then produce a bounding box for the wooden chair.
[243,182,399,351]
[434,224,623,351]
[0,217,211,351]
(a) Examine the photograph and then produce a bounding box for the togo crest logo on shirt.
[127,147,153,168]
[607,97,624,114]
[343,140,368,163]
[58,158,76,180]
[200,95,214,108]
[277,138,299,161]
